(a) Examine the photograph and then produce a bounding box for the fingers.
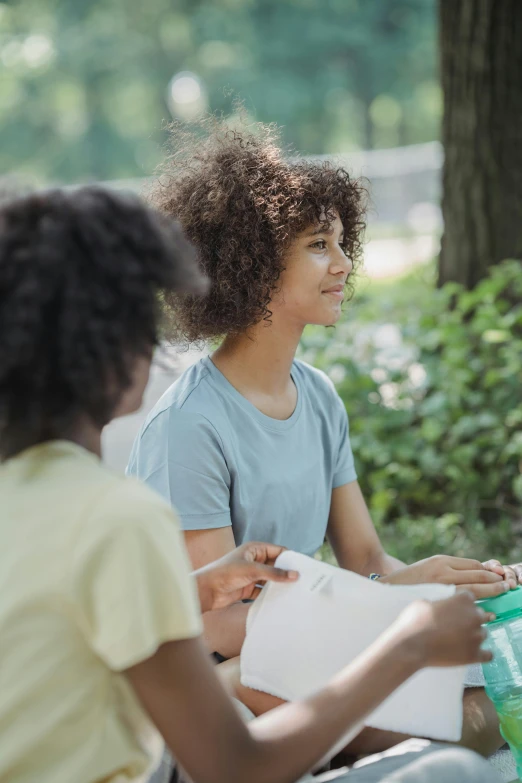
[467,602,495,629]
[239,542,288,566]
[441,592,490,629]
[475,606,496,624]
[470,613,495,664]
[502,565,518,589]
[246,563,299,584]
[482,559,504,575]
[483,559,518,588]
[458,580,509,599]
[468,631,494,664]
[452,569,503,585]
[437,594,495,666]
[449,557,487,570]
[453,589,475,602]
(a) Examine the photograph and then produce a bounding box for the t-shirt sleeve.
[128,409,232,532]
[332,392,358,489]
[71,479,203,671]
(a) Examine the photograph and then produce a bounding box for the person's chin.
[309,311,342,327]
[323,304,343,326]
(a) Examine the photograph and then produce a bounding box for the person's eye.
[310,239,327,250]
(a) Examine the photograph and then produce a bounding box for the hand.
[483,559,521,589]
[380,554,509,599]
[195,543,299,613]
[392,592,495,668]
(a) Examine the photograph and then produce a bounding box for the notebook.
[241,551,467,743]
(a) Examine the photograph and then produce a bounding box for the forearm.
[238,634,419,783]
[202,602,249,658]
[334,544,405,577]
[128,591,486,783]
[327,483,406,577]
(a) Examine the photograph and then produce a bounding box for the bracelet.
[368,573,382,581]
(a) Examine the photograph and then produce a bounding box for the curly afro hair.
[0,186,206,458]
[149,118,367,345]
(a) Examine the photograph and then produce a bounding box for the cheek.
[278,282,315,311]
[279,260,324,304]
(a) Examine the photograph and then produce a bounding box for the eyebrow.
[306,225,345,240]
[306,225,334,236]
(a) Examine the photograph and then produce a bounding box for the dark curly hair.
[0,186,206,459]
[149,118,367,344]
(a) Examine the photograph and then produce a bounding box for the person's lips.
[322,283,345,300]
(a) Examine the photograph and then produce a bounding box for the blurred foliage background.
[308,261,522,565]
[1,0,439,184]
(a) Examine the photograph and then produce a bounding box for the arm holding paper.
[127,568,492,783]
[228,551,504,760]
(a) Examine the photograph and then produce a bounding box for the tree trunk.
[438,0,522,288]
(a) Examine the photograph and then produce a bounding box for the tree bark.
[438,0,522,288]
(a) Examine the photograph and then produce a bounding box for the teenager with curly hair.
[0,187,498,783]
[126,120,514,763]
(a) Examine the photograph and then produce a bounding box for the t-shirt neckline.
[6,439,100,466]
[203,356,303,431]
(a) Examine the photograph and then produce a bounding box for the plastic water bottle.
[479,586,522,778]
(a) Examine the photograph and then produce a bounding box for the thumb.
[244,563,299,585]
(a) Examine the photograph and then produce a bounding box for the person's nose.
[329,245,352,278]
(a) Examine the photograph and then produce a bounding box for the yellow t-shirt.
[0,440,203,783]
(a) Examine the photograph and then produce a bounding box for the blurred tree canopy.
[1,0,439,184]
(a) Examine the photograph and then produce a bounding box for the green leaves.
[302,259,522,563]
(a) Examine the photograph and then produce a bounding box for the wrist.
[352,631,423,694]
[365,551,406,579]
[383,622,430,673]
[379,566,412,586]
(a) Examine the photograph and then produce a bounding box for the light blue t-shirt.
[127,357,357,557]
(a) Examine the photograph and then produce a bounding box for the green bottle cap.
[477,585,522,621]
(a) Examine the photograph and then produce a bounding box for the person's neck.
[1,417,103,463]
[212,316,303,396]
[67,417,103,458]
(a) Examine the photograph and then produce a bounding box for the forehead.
[302,212,344,237]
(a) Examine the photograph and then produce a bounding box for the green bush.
[301,260,522,564]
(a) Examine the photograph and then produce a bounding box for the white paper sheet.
[241,551,466,742]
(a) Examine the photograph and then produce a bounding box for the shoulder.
[71,472,202,667]
[143,357,213,423]
[75,473,188,565]
[137,358,227,445]
[87,474,177,533]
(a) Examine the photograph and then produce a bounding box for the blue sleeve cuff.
[332,468,358,489]
[178,511,232,531]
